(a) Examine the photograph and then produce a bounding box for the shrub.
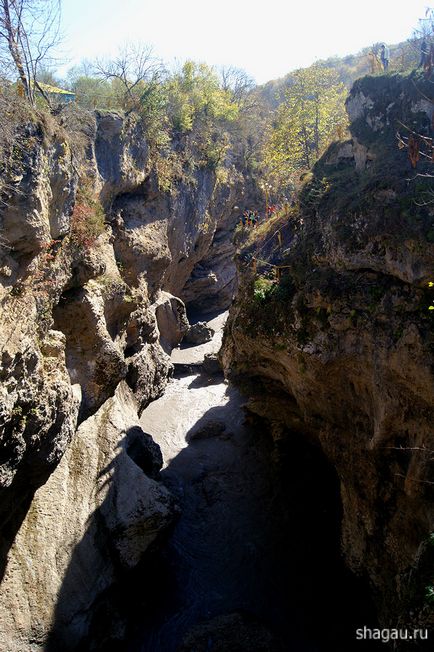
[70,183,105,249]
[253,276,276,302]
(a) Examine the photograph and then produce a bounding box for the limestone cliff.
[222,72,434,641]
[0,105,245,649]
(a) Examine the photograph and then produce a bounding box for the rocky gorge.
[0,70,432,651]
[221,72,434,647]
[0,103,246,649]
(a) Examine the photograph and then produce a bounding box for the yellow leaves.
[263,64,348,184]
[428,282,434,312]
[168,61,238,133]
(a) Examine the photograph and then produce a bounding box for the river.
[125,312,379,652]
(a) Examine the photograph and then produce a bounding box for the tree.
[165,61,239,169]
[217,66,269,171]
[70,75,113,110]
[219,65,255,108]
[263,64,348,187]
[167,61,238,132]
[95,43,165,114]
[0,0,61,104]
[66,58,95,86]
[36,64,59,85]
[65,59,115,110]
[411,7,434,73]
[413,7,434,41]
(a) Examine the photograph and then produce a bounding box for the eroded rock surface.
[154,291,189,352]
[184,320,214,345]
[222,73,434,639]
[0,383,177,652]
[0,105,247,649]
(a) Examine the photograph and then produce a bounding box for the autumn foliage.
[70,184,105,249]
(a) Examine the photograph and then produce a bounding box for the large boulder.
[154,291,189,352]
[184,321,214,345]
[203,352,222,375]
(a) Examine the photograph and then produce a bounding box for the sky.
[57,0,431,84]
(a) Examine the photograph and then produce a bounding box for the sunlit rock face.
[0,383,177,652]
[222,72,434,639]
[0,106,248,649]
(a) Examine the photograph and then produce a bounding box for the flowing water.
[126,312,378,652]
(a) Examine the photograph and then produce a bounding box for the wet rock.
[184,321,214,345]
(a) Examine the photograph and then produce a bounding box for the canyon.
[0,71,432,651]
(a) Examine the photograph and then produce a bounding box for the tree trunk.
[314,94,320,157]
[301,125,311,169]
[2,0,32,103]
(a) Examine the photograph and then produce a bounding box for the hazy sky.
[59,0,431,83]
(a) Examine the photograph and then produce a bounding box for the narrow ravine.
[125,312,380,652]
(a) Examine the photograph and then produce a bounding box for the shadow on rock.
[179,611,286,652]
[44,422,178,652]
[125,385,381,652]
[187,371,224,390]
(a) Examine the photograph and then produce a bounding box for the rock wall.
[0,107,245,648]
[0,383,176,651]
[222,72,434,640]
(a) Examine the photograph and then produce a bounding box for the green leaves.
[263,64,348,188]
[167,61,238,133]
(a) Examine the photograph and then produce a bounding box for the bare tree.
[411,7,434,73]
[0,0,61,104]
[219,65,255,107]
[0,82,30,208]
[413,7,434,40]
[95,43,165,114]
[66,58,96,84]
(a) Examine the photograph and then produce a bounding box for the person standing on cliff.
[380,44,389,71]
